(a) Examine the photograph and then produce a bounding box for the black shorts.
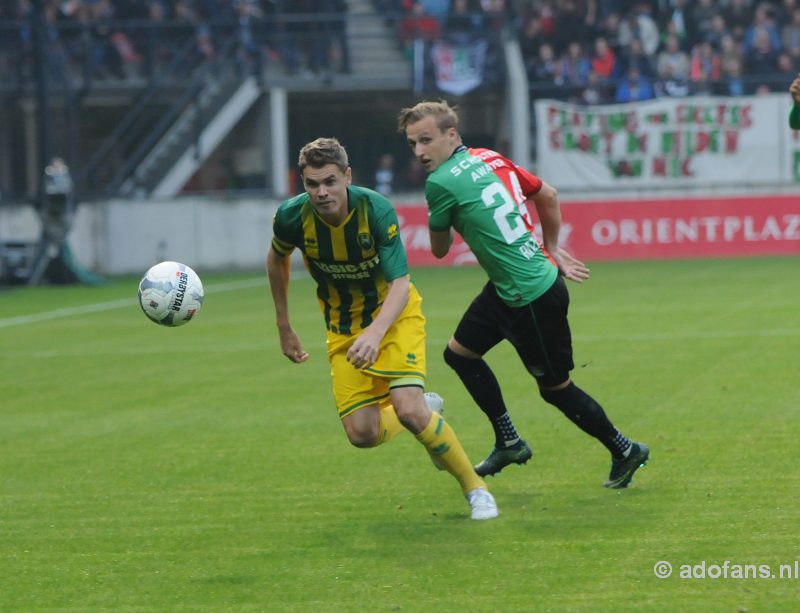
[453,276,574,387]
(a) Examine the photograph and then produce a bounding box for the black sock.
[444,346,520,447]
[539,382,631,458]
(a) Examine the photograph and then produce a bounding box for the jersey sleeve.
[271,203,297,257]
[425,178,457,232]
[371,196,409,282]
[510,159,543,197]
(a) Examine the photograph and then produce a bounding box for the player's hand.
[555,247,590,283]
[346,328,382,370]
[278,326,309,363]
[792,75,800,103]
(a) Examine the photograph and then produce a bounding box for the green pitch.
[1,257,798,611]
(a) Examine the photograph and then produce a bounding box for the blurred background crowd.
[1,0,797,99]
[389,0,800,100]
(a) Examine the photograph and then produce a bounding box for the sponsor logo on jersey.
[311,254,381,279]
[357,232,375,250]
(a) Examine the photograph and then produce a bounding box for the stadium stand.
[0,0,797,201]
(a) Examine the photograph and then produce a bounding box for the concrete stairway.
[346,0,411,81]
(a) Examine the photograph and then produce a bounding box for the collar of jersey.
[450,145,467,158]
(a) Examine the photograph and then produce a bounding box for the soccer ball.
[138,261,204,326]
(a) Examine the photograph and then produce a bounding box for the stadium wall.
[2,193,797,277]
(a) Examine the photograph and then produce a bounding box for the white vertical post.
[503,39,531,170]
[269,87,289,197]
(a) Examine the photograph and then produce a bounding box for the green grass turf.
[1,257,798,611]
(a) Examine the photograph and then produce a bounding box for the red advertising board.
[396,195,800,264]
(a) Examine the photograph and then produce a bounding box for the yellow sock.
[376,404,405,446]
[415,413,485,494]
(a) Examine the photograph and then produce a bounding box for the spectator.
[782,7,800,63]
[705,15,731,50]
[719,32,744,74]
[723,0,754,43]
[519,15,550,69]
[292,0,331,75]
[662,0,691,46]
[234,1,263,76]
[552,0,589,54]
[745,26,780,74]
[326,0,351,73]
[529,41,559,82]
[659,19,688,53]
[617,4,659,57]
[597,11,623,54]
[94,0,141,80]
[591,36,616,78]
[743,3,781,53]
[615,65,655,102]
[690,0,718,45]
[656,33,690,80]
[612,38,654,79]
[655,63,690,98]
[721,55,746,96]
[689,41,721,84]
[774,0,798,25]
[557,40,591,85]
[399,1,441,59]
[777,50,799,76]
[444,0,484,43]
[374,153,395,195]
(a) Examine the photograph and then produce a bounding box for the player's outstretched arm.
[532,181,590,283]
[267,248,309,363]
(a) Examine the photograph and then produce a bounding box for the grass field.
[1,256,798,612]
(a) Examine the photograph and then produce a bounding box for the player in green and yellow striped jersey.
[790,74,800,129]
[267,137,498,520]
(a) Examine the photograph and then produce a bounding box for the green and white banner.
[535,94,799,189]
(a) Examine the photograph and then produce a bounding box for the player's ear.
[345,167,352,184]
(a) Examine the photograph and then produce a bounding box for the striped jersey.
[425,146,558,305]
[271,185,409,335]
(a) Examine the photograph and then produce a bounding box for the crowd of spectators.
[0,0,351,86]
[384,0,800,100]
[2,0,798,100]
[516,0,800,101]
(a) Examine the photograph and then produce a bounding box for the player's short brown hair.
[298,138,349,173]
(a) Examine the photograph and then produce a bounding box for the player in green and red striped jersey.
[398,101,649,489]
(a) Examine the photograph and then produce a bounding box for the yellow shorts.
[327,284,426,419]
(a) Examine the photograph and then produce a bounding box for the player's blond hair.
[298,137,349,173]
[397,100,460,133]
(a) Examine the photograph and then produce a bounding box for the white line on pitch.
[0,276,280,329]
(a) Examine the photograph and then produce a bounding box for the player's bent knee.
[342,421,380,448]
[443,345,479,373]
[392,398,430,435]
